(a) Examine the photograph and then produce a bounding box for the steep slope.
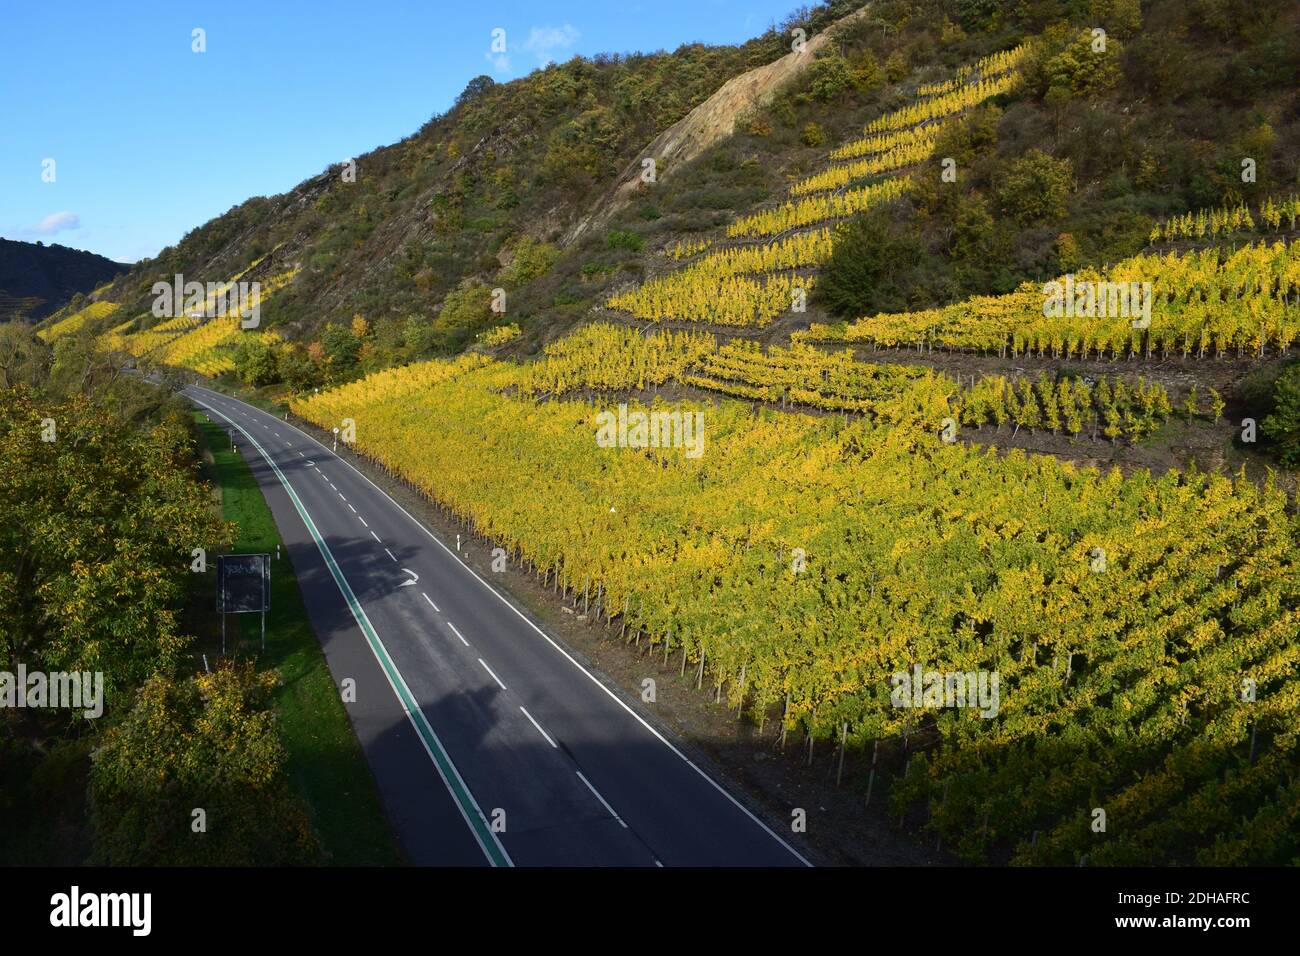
[567,3,876,243]
[86,8,857,363]
[0,238,128,323]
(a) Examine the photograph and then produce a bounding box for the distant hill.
[0,238,129,323]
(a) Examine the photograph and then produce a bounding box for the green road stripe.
[195,396,512,868]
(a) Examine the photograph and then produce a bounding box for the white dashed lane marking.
[519,707,557,749]
[478,658,506,691]
[577,771,627,828]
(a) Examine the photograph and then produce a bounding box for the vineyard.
[607,270,816,327]
[513,323,716,396]
[681,339,951,420]
[1149,194,1300,244]
[607,42,1029,327]
[799,240,1300,359]
[291,337,1300,866]
[38,300,120,341]
[724,177,910,239]
[98,268,299,373]
[608,230,834,326]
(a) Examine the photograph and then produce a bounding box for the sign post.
[216,553,271,653]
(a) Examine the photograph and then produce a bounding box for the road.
[185,384,810,867]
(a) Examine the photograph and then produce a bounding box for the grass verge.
[194,411,403,865]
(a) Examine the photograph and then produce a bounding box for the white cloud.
[485,51,512,75]
[26,211,81,235]
[522,24,579,67]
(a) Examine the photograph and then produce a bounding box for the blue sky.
[1,0,802,263]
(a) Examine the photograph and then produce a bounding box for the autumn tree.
[89,663,319,865]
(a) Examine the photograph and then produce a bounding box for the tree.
[231,335,281,387]
[1044,29,1123,99]
[807,53,853,102]
[320,322,362,383]
[1090,0,1142,38]
[455,74,495,108]
[0,388,229,698]
[431,278,495,354]
[0,323,52,389]
[89,664,319,865]
[1261,365,1300,463]
[850,50,881,91]
[995,150,1074,224]
[884,50,908,82]
[279,346,319,392]
[818,210,931,317]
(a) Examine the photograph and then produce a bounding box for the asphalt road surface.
[185,384,810,868]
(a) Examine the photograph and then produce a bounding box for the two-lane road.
[186,384,809,867]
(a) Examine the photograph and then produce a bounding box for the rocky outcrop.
[565,3,873,244]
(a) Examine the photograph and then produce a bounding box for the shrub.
[802,122,827,147]
[499,236,560,285]
[807,53,853,102]
[818,209,932,317]
[606,229,645,252]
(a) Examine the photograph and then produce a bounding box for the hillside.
[0,238,127,323]
[25,0,1300,867]
[69,0,1298,395]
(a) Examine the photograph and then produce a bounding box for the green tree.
[0,323,52,390]
[1044,28,1123,98]
[995,150,1074,224]
[0,388,229,697]
[231,335,281,387]
[818,210,930,317]
[1261,366,1300,463]
[89,664,319,865]
[319,322,362,383]
[431,277,495,353]
[807,52,853,102]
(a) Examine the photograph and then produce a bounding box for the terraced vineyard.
[98,268,299,373]
[37,299,120,341]
[292,329,1300,866]
[799,241,1300,359]
[1149,194,1300,244]
[606,44,1028,328]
